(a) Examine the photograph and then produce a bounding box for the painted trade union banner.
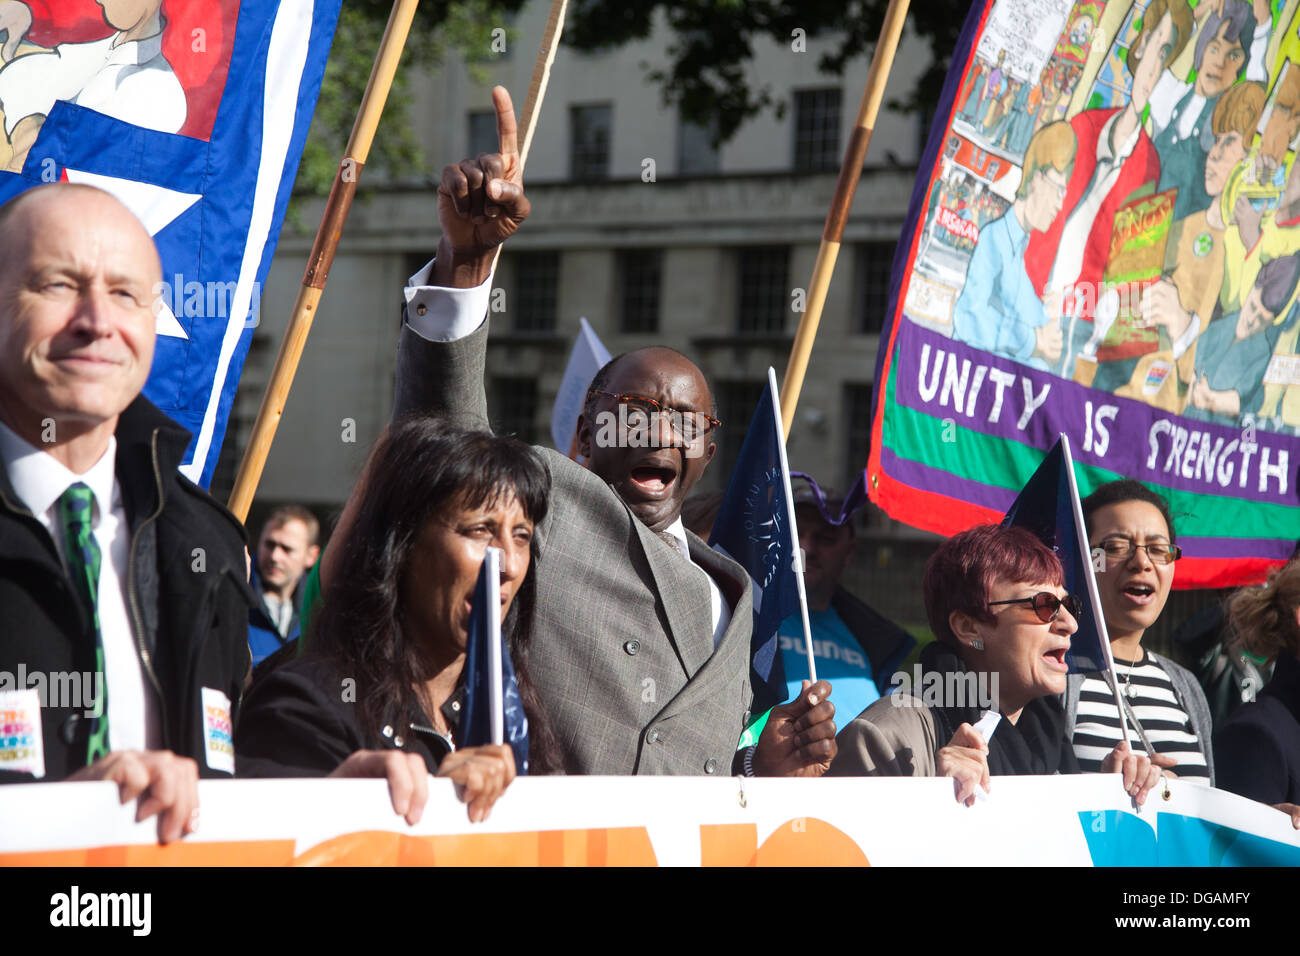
[870,0,1300,586]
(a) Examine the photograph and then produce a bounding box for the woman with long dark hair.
[235,416,562,822]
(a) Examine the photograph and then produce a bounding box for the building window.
[794,88,842,172]
[843,383,874,493]
[678,114,720,175]
[715,380,765,489]
[855,241,896,334]
[570,104,612,180]
[512,251,559,333]
[618,250,662,333]
[489,377,539,444]
[468,110,497,158]
[736,246,789,334]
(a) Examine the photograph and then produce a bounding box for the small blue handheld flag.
[1001,434,1110,673]
[710,368,811,713]
[461,547,530,774]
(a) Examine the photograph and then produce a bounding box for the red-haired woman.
[829,524,1161,805]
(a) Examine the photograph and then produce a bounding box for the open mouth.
[1122,582,1156,605]
[628,463,678,498]
[1041,644,1070,671]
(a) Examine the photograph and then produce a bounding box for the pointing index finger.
[493,86,519,159]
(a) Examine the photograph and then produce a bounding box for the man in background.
[248,505,320,666]
[775,476,916,724]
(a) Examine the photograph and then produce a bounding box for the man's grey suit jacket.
[395,319,756,774]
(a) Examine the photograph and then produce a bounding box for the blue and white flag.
[0,0,342,486]
[710,368,812,713]
[1001,434,1110,674]
[461,547,530,774]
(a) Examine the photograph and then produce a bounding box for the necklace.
[1115,653,1142,698]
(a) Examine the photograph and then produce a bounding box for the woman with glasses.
[830,523,1162,805]
[1068,479,1214,784]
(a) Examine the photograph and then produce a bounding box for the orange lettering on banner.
[0,840,297,867]
[701,819,870,866]
[0,822,867,865]
[288,827,659,866]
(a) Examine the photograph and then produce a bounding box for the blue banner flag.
[710,369,806,713]
[461,548,530,774]
[1001,435,1108,673]
[0,0,342,486]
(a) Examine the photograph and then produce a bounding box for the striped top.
[1071,652,1211,783]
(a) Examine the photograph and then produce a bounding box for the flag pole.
[769,368,818,685]
[778,0,910,435]
[485,0,569,277]
[1060,435,1144,756]
[485,547,504,745]
[228,0,421,522]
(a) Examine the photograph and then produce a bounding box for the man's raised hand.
[434,86,530,288]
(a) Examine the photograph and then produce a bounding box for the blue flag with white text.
[0,0,342,486]
[710,377,800,713]
[461,556,530,774]
[1001,437,1105,673]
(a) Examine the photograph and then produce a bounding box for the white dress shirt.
[0,421,160,754]
[404,261,732,642]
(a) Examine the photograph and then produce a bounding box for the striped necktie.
[55,482,109,763]
[659,531,683,558]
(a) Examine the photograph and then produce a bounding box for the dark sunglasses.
[987,591,1083,623]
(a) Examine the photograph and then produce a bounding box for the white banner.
[1,775,1297,866]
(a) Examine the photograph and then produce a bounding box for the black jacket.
[1215,652,1300,805]
[0,397,253,782]
[235,653,460,777]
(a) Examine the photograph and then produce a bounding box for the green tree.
[298,0,969,202]
[296,0,526,201]
[565,0,971,145]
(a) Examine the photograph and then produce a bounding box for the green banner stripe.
[882,387,1297,541]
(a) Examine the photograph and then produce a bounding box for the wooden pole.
[778,0,910,435]
[485,0,568,277]
[228,0,421,522]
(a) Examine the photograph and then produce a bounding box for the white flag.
[550,317,612,458]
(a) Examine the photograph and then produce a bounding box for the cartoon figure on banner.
[1123,81,1267,412]
[1149,0,1261,221]
[959,61,990,126]
[981,49,1010,132]
[1025,0,1195,382]
[953,121,1076,369]
[0,1,232,173]
[1220,66,1300,317]
[1185,252,1300,426]
[1223,60,1300,236]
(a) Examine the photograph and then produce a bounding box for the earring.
[971,638,984,650]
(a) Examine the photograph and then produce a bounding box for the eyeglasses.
[1095,537,1182,565]
[586,387,722,443]
[987,592,1083,623]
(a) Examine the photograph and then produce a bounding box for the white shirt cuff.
[403,258,492,342]
[1171,313,1200,360]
